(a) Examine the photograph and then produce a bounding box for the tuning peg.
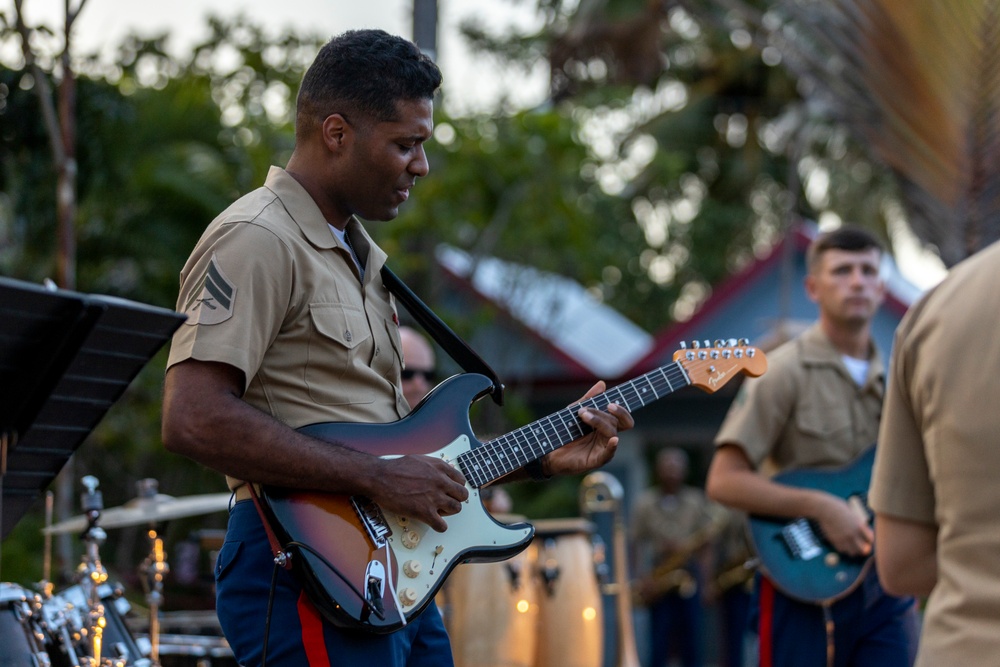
[703,340,711,348]
[738,337,749,346]
[691,340,701,349]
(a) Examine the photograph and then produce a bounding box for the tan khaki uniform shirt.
[714,323,883,473]
[167,166,409,491]
[870,240,1000,666]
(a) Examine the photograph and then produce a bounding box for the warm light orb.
[516,599,530,614]
[582,606,597,621]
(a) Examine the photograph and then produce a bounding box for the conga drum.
[531,518,602,667]
[438,515,539,667]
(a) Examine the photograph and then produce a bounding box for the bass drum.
[42,583,152,667]
[532,518,603,667]
[437,515,539,667]
[0,582,51,667]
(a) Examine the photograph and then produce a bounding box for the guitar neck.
[458,360,690,487]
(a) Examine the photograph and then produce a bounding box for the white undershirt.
[329,224,364,279]
[841,355,870,386]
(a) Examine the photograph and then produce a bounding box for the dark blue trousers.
[753,569,919,667]
[647,585,704,667]
[215,500,454,667]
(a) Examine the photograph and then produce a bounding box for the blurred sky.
[14,0,549,114]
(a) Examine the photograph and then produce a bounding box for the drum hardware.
[504,558,525,592]
[1,581,54,667]
[536,539,562,597]
[581,472,641,667]
[77,475,115,666]
[133,478,170,667]
[35,476,154,667]
[37,481,229,667]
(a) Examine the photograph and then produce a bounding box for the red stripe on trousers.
[298,591,331,666]
[759,577,775,667]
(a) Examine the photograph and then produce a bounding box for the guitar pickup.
[780,518,823,561]
[351,495,391,548]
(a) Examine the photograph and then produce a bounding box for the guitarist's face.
[805,248,885,328]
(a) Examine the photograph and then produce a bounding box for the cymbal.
[44,492,231,535]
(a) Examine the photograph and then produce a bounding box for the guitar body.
[747,446,875,604]
[260,373,534,634]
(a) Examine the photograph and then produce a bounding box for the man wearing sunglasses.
[399,326,437,410]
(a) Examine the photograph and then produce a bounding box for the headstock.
[673,338,767,393]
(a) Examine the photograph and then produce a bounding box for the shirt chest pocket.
[305,303,374,405]
[792,397,854,465]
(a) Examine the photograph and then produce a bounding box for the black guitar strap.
[380,265,504,407]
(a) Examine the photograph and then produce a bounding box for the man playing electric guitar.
[161,29,633,667]
[705,227,919,667]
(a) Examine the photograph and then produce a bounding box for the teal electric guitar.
[747,446,876,604]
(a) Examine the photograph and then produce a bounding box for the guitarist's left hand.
[541,381,634,476]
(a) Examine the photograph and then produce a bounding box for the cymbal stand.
[136,478,169,665]
[76,475,118,667]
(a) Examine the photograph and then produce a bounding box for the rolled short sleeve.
[870,324,936,525]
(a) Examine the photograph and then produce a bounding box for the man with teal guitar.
[705,227,920,667]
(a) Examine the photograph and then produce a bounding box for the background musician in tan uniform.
[161,29,633,667]
[870,239,1000,667]
[705,226,919,666]
[631,447,720,667]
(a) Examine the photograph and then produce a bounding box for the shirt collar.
[799,322,885,385]
[262,166,388,274]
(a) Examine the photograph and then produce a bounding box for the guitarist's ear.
[322,113,352,154]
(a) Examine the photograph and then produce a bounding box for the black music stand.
[0,277,186,541]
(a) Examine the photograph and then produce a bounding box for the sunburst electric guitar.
[260,341,766,633]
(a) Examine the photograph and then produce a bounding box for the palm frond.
[759,0,1000,264]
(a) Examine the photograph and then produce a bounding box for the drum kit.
[5,471,644,667]
[1,475,233,667]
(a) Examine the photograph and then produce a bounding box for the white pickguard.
[378,434,533,614]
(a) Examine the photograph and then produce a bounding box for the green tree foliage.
[0,12,324,585]
[459,0,920,312]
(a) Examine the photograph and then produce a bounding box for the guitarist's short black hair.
[806,226,884,273]
[295,29,442,140]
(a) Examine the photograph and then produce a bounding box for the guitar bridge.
[780,518,823,561]
[351,496,391,548]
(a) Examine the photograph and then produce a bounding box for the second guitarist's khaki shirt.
[714,322,884,474]
[167,166,409,492]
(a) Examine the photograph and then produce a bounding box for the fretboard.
[458,360,691,487]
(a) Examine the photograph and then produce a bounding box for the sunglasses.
[401,369,436,382]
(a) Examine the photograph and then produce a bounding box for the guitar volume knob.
[399,588,418,606]
[401,529,421,549]
[402,560,422,578]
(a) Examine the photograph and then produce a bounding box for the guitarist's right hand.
[814,492,874,557]
[369,455,469,533]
